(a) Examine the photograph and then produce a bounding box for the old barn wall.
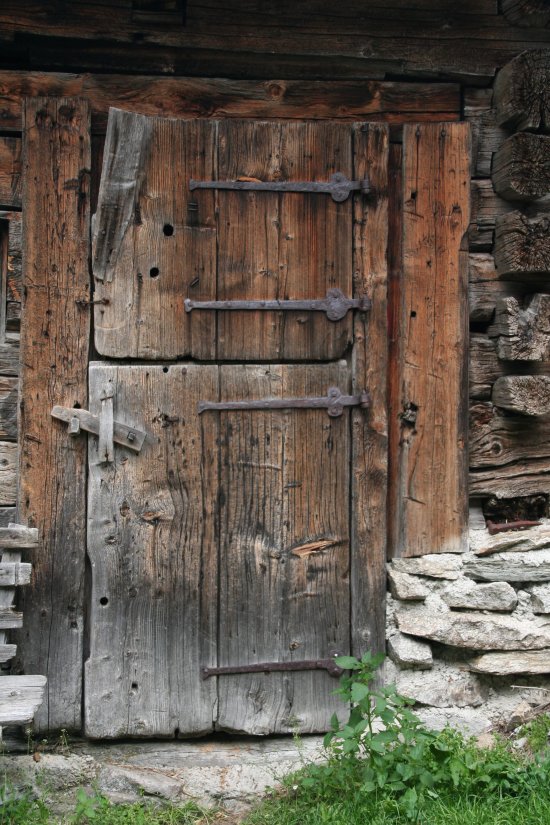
[0,1,549,731]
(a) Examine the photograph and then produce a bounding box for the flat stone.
[98,765,183,801]
[471,523,550,557]
[528,583,550,613]
[387,568,429,601]
[397,604,550,650]
[442,579,517,611]
[387,633,433,669]
[463,549,550,582]
[468,650,550,675]
[392,554,462,580]
[395,664,484,708]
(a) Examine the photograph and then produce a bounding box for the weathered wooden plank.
[490,294,550,361]
[5,211,22,331]
[0,608,23,629]
[470,402,550,468]
[17,97,90,732]
[85,364,218,738]
[493,375,550,416]
[495,210,550,276]
[352,123,388,655]
[392,123,470,557]
[492,134,550,202]
[501,0,550,27]
[0,524,37,549]
[469,333,550,399]
[0,334,19,377]
[0,508,16,527]
[215,121,353,361]
[0,562,31,586]
[0,137,21,208]
[0,377,17,440]
[470,458,550,498]
[0,71,461,133]
[469,179,514,251]
[464,88,508,178]
[216,363,350,734]
[92,110,217,360]
[0,675,47,725]
[493,49,550,131]
[0,643,16,663]
[0,441,16,506]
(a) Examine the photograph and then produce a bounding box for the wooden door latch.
[51,399,147,461]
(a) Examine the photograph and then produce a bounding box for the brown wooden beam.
[492,133,550,202]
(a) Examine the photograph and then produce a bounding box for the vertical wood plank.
[351,124,389,657]
[17,97,91,731]
[392,123,470,558]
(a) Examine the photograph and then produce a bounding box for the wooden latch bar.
[51,406,146,453]
[189,172,370,203]
[198,386,370,418]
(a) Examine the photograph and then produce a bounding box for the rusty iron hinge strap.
[201,655,344,680]
[198,386,370,418]
[189,172,370,203]
[185,288,371,322]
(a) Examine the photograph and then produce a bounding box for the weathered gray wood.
[0,335,19,377]
[0,442,16,506]
[464,88,508,178]
[0,377,17,440]
[216,363,350,734]
[493,375,550,415]
[85,363,218,738]
[470,402,550,467]
[0,608,23,629]
[0,524,38,549]
[0,137,21,208]
[18,97,91,732]
[0,509,16,527]
[470,336,500,400]
[0,562,31,586]
[493,49,550,131]
[490,294,550,360]
[0,675,47,725]
[0,643,16,662]
[470,459,550,498]
[492,134,550,202]
[495,210,550,276]
[468,252,535,324]
[391,123,470,557]
[469,179,514,251]
[51,405,146,453]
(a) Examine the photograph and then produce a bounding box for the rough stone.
[396,603,550,650]
[391,554,462,580]
[468,650,550,675]
[387,568,429,601]
[387,633,433,670]
[0,753,98,793]
[463,549,550,582]
[508,701,533,729]
[98,765,183,802]
[395,664,485,708]
[470,523,550,557]
[528,583,550,613]
[442,579,517,612]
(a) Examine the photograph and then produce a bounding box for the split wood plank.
[469,179,514,252]
[0,509,16,528]
[0,71,461,134]
[0,335,19,377]
[3,213,22,332]
[493,49,550,131]
[352,123,388,653]
[470,458,550,499]
[216,363,350,734]
[0,137,21,208]
[490,294,550,361]
[0,675,47,725]
[18,97,91,732]
[0,643,16,663]
[85,364,218,738]
[391,123,470,557]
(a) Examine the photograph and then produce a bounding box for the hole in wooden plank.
[163,223,174,236]
[162,366,168,373]
[131,682,138,690]
[99,597,109,606]
[150,267,160,278]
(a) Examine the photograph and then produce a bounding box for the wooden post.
[18,98,90,731]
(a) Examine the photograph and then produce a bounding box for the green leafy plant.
[0,781,50,825]
[520,712,550,754]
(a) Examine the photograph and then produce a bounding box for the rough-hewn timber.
[495,210,550,276]
[493,376,550,416]
[490,294,550,361]
[493,49,550,131]
[492,134,550,202]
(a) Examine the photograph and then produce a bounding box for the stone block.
[388,568,429,601]
[528,583,550,613]
[468,650,550,675]
[387,633,433,670]
[463,549,550,582]
[391,554,462,580]
[395,664,485,708]
[471,523,550,557]
[442,579,517,611]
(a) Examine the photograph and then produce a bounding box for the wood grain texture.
[0,137,21,208]
[391,123,470,557]
[469,179,514,251]
[493,49,550,131]
[495,210,550,276]
[0,441,16,505]
[85,364,218,738]
[351,123,388,653]
[216,363,350,734]
[470,459,550,498]
[490,294,550,361]
[493,375,550,416]
[17,97,90,732]
[470,402,550,468]
[0,524,37,548]
[0,675,46,725]
[216,121,353,361]
[0,508,16,527]
[0,377,17,440]
[0,335,19,376]
[0,71,460,134]
[469,333,550,399]
[492,134,550,202]
[463,88,507,178]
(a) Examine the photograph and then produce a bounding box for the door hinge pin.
[190,172,370,203]
[185,289,371,322]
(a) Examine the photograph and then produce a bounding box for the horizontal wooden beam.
[470,457,550,498]
[0,562,31,586]
[0,607,23,629]
[469,333,550,400]
[0,643,16,663]
[494,49,550,131]
[0,71,461,133]
[0,524,38,549]
[0,675,47,725]
[470,402,550,468]
[492,133,550,202]
[495,210,550,276]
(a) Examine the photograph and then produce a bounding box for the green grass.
[520,712,550,753]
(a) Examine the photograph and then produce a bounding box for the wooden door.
[84,111,389,737]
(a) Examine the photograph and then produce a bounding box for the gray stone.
[396,603,550,650]
[98,765,183,801]
[387,633,433,670]
[395,664,485,708]
[468,650,550,675]
[470,523,550,557]
[392,554,462,580]
[528,583,550,613]
[0,753,98,793]
[388,568,429,601]
[463,549,550,582]
[442,579,517,611]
